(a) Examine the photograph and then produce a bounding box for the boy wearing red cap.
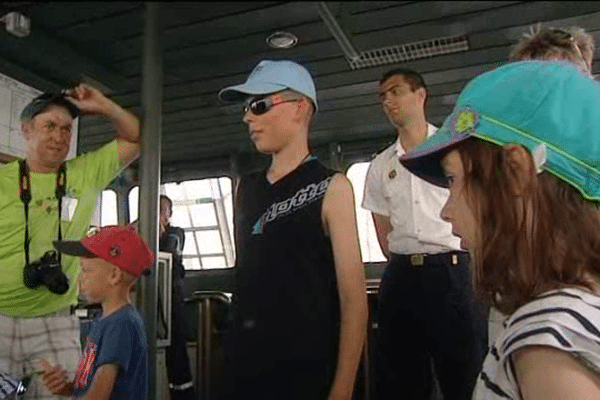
[38,225,152,400]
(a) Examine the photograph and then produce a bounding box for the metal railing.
[188,282,380,400]
[190,290,231,400]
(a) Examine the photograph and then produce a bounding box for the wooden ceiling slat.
[2,2,598,174]
[112,1,520,64]
[115,6,600,99]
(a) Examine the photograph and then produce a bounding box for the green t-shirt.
[0,140,123,317]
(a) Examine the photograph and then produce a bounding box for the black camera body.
[23,250,69,295]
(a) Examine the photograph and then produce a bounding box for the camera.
[23,250,69,295]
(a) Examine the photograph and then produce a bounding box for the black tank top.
[232,158,340,363]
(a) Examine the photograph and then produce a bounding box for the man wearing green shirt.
[0,84,141,399]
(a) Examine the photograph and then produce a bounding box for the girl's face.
[440,149,479,250]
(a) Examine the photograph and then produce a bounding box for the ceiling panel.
[0,1,598,180]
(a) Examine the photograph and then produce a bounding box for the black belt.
[391,251,467,267]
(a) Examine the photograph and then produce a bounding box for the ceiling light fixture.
[0,11,30,38]
[349,35,470,70]
[266,31,298,49]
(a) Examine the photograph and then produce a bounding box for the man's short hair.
[279,89,315,122]
[380,68,429,112]
[20,93,79,124]
[509,25,595,73]
[160,195,173,217]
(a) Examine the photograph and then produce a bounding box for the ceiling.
[1,1,599,181]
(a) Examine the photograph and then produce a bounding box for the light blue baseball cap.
[218,60,318,112]
[400,60,600,201]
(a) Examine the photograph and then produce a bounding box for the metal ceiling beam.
[317,2,360,61]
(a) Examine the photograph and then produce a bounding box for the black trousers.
[220,304,338,399]
[220,357,336,400]
[166,279,196,400]
[374,252,488,400]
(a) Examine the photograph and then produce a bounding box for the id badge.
[61,196,78,221]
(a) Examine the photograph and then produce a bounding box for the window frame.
[346,161,387,263]
[127,176,235,270]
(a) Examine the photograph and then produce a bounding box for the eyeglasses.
[549,28,574,41]
[243,96,300,116]
[547,29,590,73]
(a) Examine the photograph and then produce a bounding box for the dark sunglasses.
[243,96,300,116]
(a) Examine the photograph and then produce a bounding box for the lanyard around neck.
[18,159,67,266]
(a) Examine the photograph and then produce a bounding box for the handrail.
[189,290,231,400]
[191,290,231,305]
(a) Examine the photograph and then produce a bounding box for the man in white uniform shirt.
[363,68,487,400]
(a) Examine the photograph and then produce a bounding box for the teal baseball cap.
[218,60,318,112]
[400,60,600,201]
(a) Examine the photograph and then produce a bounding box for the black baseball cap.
[20,92,79,123]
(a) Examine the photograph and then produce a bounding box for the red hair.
[457,138,600,314]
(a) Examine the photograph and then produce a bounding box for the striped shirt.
[472,287,600,399]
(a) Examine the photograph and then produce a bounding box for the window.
[128,177,234,270]
[346,162,386,263]
[100,189,118,226]
[90,189,118,227]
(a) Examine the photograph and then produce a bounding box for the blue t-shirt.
[71,303,148,400]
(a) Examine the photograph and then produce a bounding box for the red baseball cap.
[54,225,153,277]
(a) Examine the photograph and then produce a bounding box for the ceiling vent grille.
[349,35,469,70]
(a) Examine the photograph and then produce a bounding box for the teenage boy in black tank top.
[219,60,368,400]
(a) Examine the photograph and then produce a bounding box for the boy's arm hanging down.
[322,173,369,400]
[39,359,74,397]
[82,363,119,400]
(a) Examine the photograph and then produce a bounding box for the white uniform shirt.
[362,123,460,255]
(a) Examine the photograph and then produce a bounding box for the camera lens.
[23,250,69,295]
[42,265,69,295]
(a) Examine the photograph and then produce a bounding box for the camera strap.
[18,159,67,266]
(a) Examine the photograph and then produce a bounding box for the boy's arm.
[39,361,74,396]
[322,173,369,400]
[81,364,119,400]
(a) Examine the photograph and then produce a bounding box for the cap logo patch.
[250,63,266,78]
[109,245,121,257]
[450,107,480,136]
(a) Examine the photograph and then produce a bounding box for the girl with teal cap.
[401,60,600,399]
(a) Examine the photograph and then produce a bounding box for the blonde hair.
[510,25,595,74]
